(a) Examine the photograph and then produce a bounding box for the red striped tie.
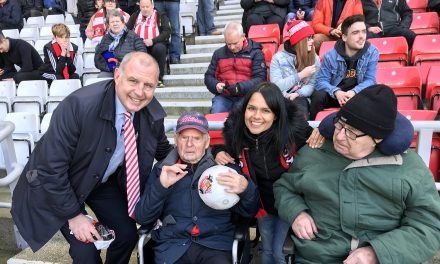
[123,112,140,218]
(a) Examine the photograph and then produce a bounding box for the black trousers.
[13,70,44,84]
[245,13,284,35]
[60,173,138,264]
[147,42,167,82]
[309,90,340,120]
[174,243,232,264]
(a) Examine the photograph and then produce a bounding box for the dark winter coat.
[76,0,97,32]
[0,0,24,30]
[11,79,173,251]
[241,0,288,32]
[94,29,147,72]
[362,0,413,32]
[21,0,44,18]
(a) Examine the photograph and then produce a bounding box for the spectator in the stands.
[77,0,101,41]
[21,0,43,19]
[197,0,222,36]
[312,0,363,52]
[95,9,146,77]
[0,0,24,31]
[127,0,170,87]
[86,0,130,45]
[43,0,67,15]
[362,0,416,48]
[40,23,79,83]
[0,33,43,83]
[310,15,379,120]
[118,0,137,14]
[205,21,267,113]
[285,0,317,22]
[270,20,320,119]
[154,0,181,64]
[241,0,288,34]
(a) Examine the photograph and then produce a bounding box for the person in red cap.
[270,19,320,119]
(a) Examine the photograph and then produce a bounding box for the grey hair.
[106,9,125,23]
[224,21,244,36]
[118,52,159,80]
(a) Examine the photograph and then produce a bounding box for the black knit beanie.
[337,84,397,139]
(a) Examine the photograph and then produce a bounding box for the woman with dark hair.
[213,82,323,264]
[94,9,146,76]
[270,20,320,118]
[85,0,130,45]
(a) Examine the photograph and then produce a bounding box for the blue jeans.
[197,0,216,35]
[257,214,290,264]
[155,1,181,60]
[285,8,314,22]
[211,95,244,113]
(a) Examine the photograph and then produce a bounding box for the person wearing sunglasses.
[274,84,440,264]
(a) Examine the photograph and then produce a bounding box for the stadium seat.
[410,12,440,35]
[83,53,100,77]
[248,24,280,45]
[368,37,408,67]
[429,137,440,182]
[0,80,16,120]
[426,66,440,111]
[46,79,82,112]
[4,112,39,165]
[411,34,440,85]
[2,29,19,39]
[65,13,75,25]
[45,14,65,25]
[399,109,437,120]
[83,77,113,86]
[40,112,53,134]
[84,38,95,53]
[67,24,81,38]
[376,67,422,110]
[70,37,84,54]
[19,27,39,41]
[282,23,289,43]
[12,80,48,117]
[318,41,336,61]
[25,16,45,28]
[406,0,428,12]
[34,39,47,56]
[39,25,53,40]
[314,108,339,121]
[180,2,197,34]
[205,112,229,145]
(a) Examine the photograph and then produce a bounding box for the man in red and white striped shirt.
[127,0,171,87]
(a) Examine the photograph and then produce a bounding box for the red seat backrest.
[406,0,428,12]
[410,12,440,34]
[248,24,281,46]
[399,110,437,120]
[411,34,440,84]
[368,37,408,66]
[314,108,339,121]
[205,112,229,145]
[318,41,336,61]
[426,66,440,110]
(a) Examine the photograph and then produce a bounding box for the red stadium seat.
[282,23,289,43]
[410,12,440,34]
[248,24,280,46]
[426,66,440,111]
[205,112,229,145]
[318,41,336,61]
[429,137,440,182]
[406,0,428,12]
[278,43,285,52]
[399,109,437,120]
[368,37,409,67]
[376,67,422,110]
[411,34,440,85]
[314,108,339,121]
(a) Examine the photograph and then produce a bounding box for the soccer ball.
[198,165,240,210]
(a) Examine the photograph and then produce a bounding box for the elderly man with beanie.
[135,111,259,263]
[274,84,440,264]
[270,19,320,118]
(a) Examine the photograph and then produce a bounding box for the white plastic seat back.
[50,79,81,96]
[2,29,19,39]
[19,27,39,41]
[65,13,75,24]
[83,77,112,86]
[84,38,96,53]
[40,112,53,134]
[25,16,45,28]
[39,26,53,40]
[34,39,48,56]
[83,53,99,73]
[13,81,48,116]
[67,24,80,38]
[70,37,84,54]
[45,14,65,25]
[0,80,16,98]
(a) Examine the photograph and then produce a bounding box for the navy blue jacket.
[0,0,24,30]
[135,149,259,264]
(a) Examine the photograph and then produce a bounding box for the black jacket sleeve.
[398,0,413,28]
[152,12,171,45]
[204,50,221,94]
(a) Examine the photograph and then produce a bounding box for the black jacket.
[76,0,97,31]
[241,0,288,33]
[126,9,171,45]
[21,0,43,18]
[39,41,79,80]
[11,80,173,251]
[0,0,24,30]
[362,0,413,32]
[94,29,147,72]
[0,38,43,79]
[213,100,312,215]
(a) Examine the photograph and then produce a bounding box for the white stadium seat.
[12,80,48,117]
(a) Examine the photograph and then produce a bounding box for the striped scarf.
[134,10,160,40]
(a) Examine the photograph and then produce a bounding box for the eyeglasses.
[333,117,368,140]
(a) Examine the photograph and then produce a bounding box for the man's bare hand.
[159,164,188,188]
[216,82,226,93]
[216,169,248,194]
[292,211,318,240]
[143,39,153,47]
[330,28,342,38]
[343,246,378,264]
[215,151,235,165]
[306,127,325,148]
[68,214,101,243]
[368,26,382,34]
[286,92,300,101]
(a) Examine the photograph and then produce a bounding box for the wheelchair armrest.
[282,228,295,255]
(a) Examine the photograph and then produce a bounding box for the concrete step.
[214,19,241,28]
[154,86,213,99]
[186,43,223,54]
[213,14,243,22]
[170,63,210,74]
[195,35,225,45]
[216,9,243,15]
[223,0,240,5]
[181,53,213,64]
[163,74,205,86]
[159,99,212,116]
[219,4,242,10]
